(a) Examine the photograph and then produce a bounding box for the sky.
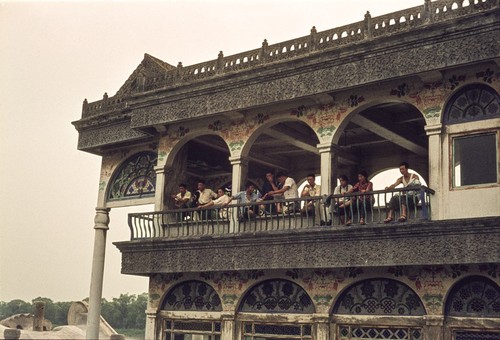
[0,0,424,303]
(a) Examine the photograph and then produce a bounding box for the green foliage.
[0,299,32,320]
[100,293,148,329]
[0,293,147,330]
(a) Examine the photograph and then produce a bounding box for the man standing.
[264,172,299,213]
[260,172,279,214]
[198,187,232,219]
[196,180,217,219]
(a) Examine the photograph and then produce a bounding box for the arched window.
[161,280,222,311]
[239,279,315,313]
[333,278,426,316]
[333,279,426,340]
[239,279,315,339]
[443,84,500,125]
[445,275,500,317]
[107,152,157,201]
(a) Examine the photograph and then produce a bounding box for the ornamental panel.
[161,280,222,311]
[443,84,500,125]
[239,279,315,313]
[445,275,500,317]
[107,151,157,201]
[333,279,426,316]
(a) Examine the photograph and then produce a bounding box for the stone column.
[33,301,45,331]
[154,165,167,211]
[221,313,235,340]
[86,207,110,340]
[317,143,336,195]
[229,156,248,194]
[229,156,248,233]
[425,124,443,220]
[423,315,444,340]
[318,144,336,223]
[313,314,330,340]
[144,310,157,340]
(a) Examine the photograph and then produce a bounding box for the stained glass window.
[333,279,426,316]
[107,152,157,201]
[443,84,500,125]
[161,280,222,311]
[445,276,500,317]
[239,279,315,313]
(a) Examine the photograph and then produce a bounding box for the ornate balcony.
[127,187,434,240]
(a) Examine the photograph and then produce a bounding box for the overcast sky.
[0,0,423,303]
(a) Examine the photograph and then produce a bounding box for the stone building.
[73,0,500,339]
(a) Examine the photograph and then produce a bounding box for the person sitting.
[384,162,421,223]
[346,170,373,225]
[198,187,232,219]
[263,172,299,214]
[300,174,321,216]
[172,183,191,209]
[332,175,353,225]
[171,183,192,220]
[228,182,262,221]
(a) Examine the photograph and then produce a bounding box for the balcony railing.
[127,187,434,240]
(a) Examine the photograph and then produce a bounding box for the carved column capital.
[317,143,334,154]
[154,165,166,174]
[229,155,249,166]
[423,315,445,326]
[425,123,443,136]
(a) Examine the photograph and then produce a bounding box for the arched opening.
[444,275,500,339]
[238,279,315,339]
[245,121,320,193]
[335,101,428,187]
[332,278,426,340]
[159,280,223,339]
[164,135,231,210]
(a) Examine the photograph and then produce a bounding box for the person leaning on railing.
[227,182,262,221]
[332,175,353,226]
[198,188,232,219]
[384,162,422,223]
[171,183,192,220]
[346,170,374,225]
[262,171,299,214]
[300,174,321,216]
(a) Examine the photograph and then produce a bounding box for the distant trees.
[101,293,147,329]
[0,293,147,330]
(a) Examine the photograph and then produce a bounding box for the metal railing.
[128,187,434,240]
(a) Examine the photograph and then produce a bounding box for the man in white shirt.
[263,172,299,213]
[196,180,218,219]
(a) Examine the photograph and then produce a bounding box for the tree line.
[0,293,147,330]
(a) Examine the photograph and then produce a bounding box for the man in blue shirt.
[229,182,262,220]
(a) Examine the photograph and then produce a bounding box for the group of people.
[170,162,421,225]
[327,162,421,225]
